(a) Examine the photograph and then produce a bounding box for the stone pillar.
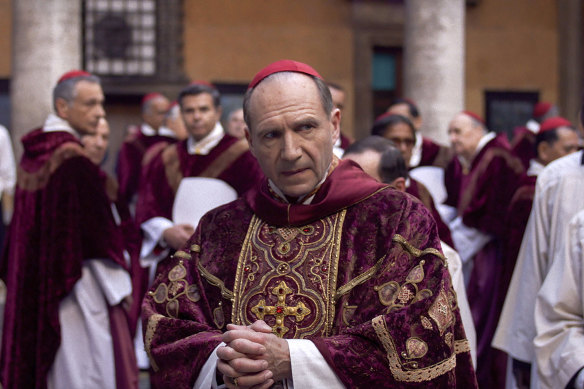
[11,0,82,158]
[403,0,465,145]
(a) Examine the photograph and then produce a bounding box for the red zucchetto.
[57,70,91,84]
[533,102,552,119]
[462,110,485,125]
[248,60,323,89]
[141,92,164,105]
[539,116,573,133]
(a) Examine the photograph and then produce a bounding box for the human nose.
[96,104,105,118]
[281,131,302,160]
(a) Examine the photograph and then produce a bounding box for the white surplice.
[534,210,584,389]
[492,151,584,373]
[47,259,132,389]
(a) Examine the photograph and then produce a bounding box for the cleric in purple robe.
[135,82,264,255]
[444,111,525,389]
[142,60,477,388]
[0,71,136,388]
[116,92,177,210]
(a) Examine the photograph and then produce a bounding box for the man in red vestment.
[142,60,477,388]
[0,71,136,388]
[443,110,525,389]
[499,116,579,388]
[510,102,558,170]
[135,82,264,255]
[386,98,452,169]
[116,92,175,212]
[371,113,455,249]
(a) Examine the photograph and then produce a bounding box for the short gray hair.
[53,74,101,112]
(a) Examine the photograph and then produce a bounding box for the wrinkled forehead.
[247,72,319,119]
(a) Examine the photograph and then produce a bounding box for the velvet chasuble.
[0,129,127,389]
[135,134,263,225]
[116,130,178,206]
[142,160,477,388]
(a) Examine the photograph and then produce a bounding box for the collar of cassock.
[459,131,496,169]
[409,131,423,168]
[267,157,339,205]
[186,122,225,155]
[42,113,81,139]
[141,123,177,138]
[244,158,389,226]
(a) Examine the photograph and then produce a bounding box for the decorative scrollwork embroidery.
[144,314,164,372]
[372,315,456,382]
[392,234,445,263]
[374,260,432,312]
[428,283,455,336]
[148,260,201,318]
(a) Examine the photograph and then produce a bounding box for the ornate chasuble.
[1,129,127,389]
[143,160,477,388]
[231,212,345,338]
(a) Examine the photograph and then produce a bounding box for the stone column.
[11,0,82,158]
[403,0,465,144]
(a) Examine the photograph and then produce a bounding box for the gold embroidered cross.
[251,281,311,337]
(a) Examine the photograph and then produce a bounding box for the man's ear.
[537,141,550,165]
[55,97,69,118]
[413,117,423,132]
[330,108,341,143]
[245,127,256,157]
[389,177,407,192]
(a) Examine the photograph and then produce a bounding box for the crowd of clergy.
[0,60,583,389]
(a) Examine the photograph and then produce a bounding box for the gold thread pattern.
[144,314,164,372]
[342,302,358,326]
[335,255,386,302]
[250,281,311,337]
[198,262,235,301]
[148,261,201,318]
[173,250,190,260]
[374,260,431,312]
[213,302,225,329]
[454,339,471,354]
[372,315,456,382]
[232,211,345,338]
[421,316,433,331]
[392,234,445,262]
[190,244,201,253]
[405,337,429,359]
[428,285,455,336]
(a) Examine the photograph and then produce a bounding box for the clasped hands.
[217,320,291,389]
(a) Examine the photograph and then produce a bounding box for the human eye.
[263,130,280,140]
[297,120,317,132]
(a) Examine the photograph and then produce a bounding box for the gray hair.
[242,72,333,131]
[53,74,101,112]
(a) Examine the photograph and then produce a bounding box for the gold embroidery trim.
[392,234,445,262]
[454,339,470,354]
[190,244,201,252]
[232,215,259,323]
[325,209,345,335]
[335,255,386,302]
[173,250,191,259]
[144,314,164,372]
[198,262,234,301]
[372,315,456,382]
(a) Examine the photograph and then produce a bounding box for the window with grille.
[83,0,184,83]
